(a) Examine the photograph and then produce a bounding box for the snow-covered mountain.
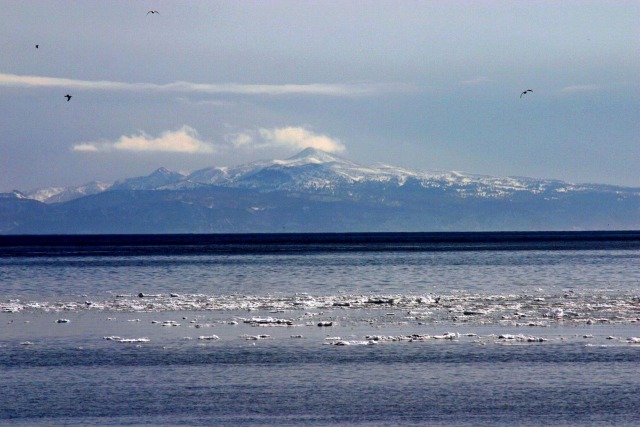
[21,148,636,203]
[4,148,639,233]
[105,147,632,199]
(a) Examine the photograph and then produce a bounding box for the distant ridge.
[110,167,185,191]
[2,148,639,233]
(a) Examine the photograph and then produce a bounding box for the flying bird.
[35,44,39,49]
[64,94,72,102]
[520,89,533,98]
[146,10,160,15]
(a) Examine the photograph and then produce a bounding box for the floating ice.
[3,292,639,329]
[198,335,220,340]
[498,334,547,343]
[243,317,293,326]
[161,320,180,327]
[433,332,459,340]
[119,338,150,343]
[242,334,271,340]
[330,340,374,346]
[2,306,21,313]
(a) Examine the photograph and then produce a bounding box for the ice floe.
[242,334,271,340]
[243,317,293,326]
[198,335,220,340]
[433,332,459,340]
[498,334,548,343]
[329,340,375,346]
[103,336,150,343]
[3,291,639,328]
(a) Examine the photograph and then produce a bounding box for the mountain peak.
[282,148,351,166]
[110,167,186,191]
[152,167,177,176]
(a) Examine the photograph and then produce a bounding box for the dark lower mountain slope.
[1,181,638,233]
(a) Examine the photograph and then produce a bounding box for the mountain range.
[2,148,639,233]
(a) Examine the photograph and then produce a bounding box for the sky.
[1,0,639,192]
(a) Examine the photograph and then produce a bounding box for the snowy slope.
[182,148,628,199]
[19,148,640,204]
[25,182,112,204]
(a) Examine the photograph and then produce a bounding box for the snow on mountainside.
[179,148,635,198]
[110,167,186,191]
[4,148,639,233]
[0,191,29,200]
[26,182,112,204]
[18,148,640,204]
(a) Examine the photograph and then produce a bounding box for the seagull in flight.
[64,94,72,102]
[520,89,533,98]
[146,10,160,15]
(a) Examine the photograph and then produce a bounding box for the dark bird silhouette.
[146,10,160,15]
[520,89,533,98]
[64,94,72,102]
[35,44,39,49]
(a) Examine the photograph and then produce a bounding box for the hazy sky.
[1,0,638,192]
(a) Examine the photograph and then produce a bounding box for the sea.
[1,231,639,426]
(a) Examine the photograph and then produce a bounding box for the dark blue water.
[3,231,640,256]
[2,231,639,299]
[2,343,639,426]
[1,232,639,426]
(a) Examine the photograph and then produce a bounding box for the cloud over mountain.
[73,126,214,154]
[229,127,345,154]
[259,127,345,153]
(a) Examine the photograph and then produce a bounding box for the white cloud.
[228,132,255,148]
[258,127,345,153]
[0,72,411,97]
[73,126,215,154]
